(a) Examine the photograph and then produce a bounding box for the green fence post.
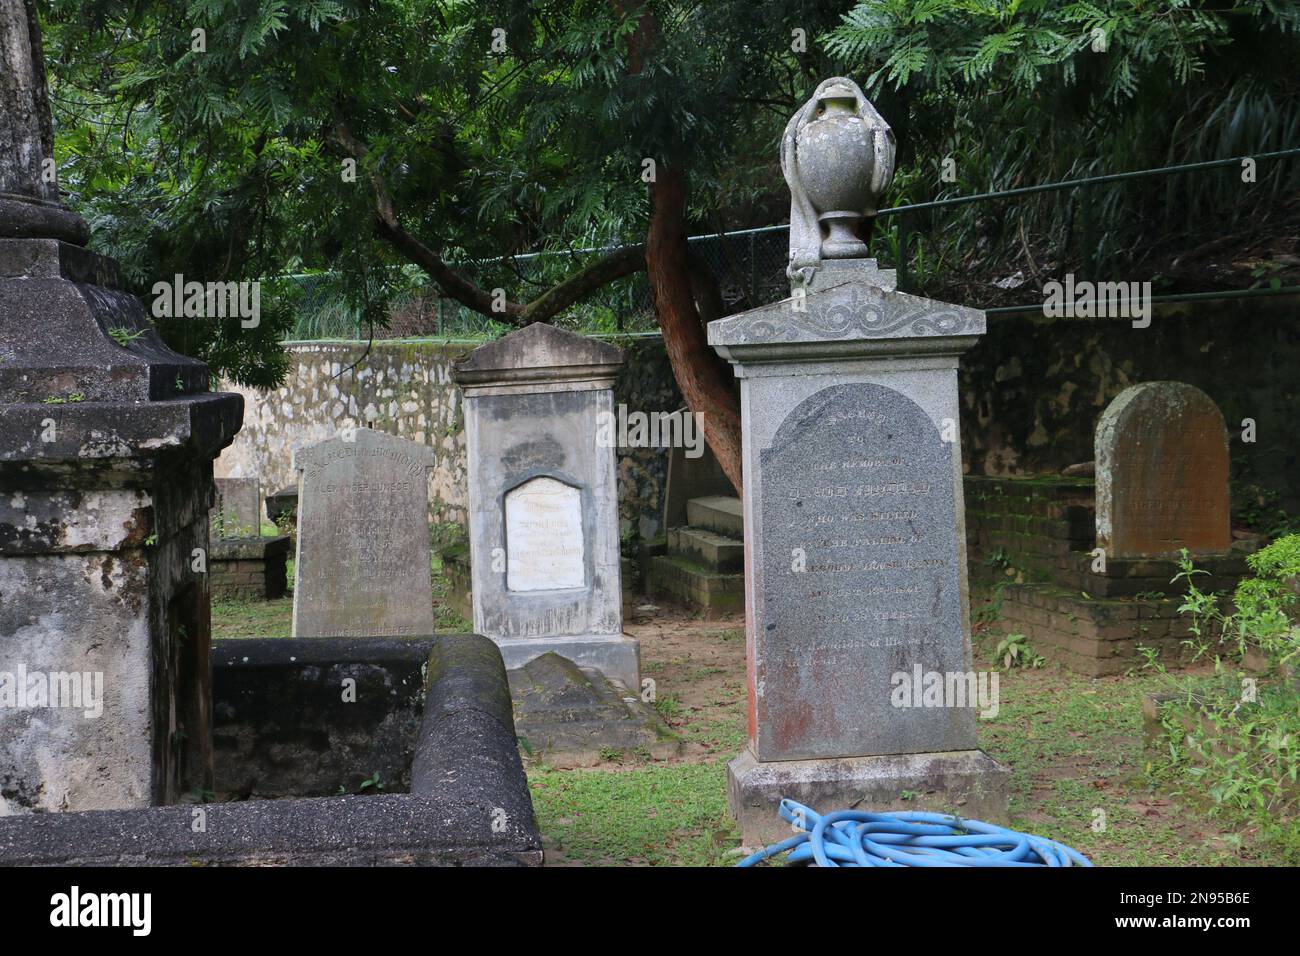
[896,214,910,292]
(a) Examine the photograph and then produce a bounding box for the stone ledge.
[727,748,1011,847]
[0,791,541,867]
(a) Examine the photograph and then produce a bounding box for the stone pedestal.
[0,1,242,812]
[453,324,639,690]
[0,240,242,812]
[709,259,1009,843]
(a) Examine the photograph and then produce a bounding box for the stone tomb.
[1096,381,1232,558]
[453,323,639,690]
[967,382,1246,676]
[0,0,242,812]
[291,429,437,637]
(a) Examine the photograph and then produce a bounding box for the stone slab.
[727,747,1011,847]
[291,429,436,638]
[668,526,744,573]
[1095,382,1231,558]
[506,653,680,768]
[686,495,744,538]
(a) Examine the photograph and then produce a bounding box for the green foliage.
[992,631,1044,669]
[1147,539,1300,849]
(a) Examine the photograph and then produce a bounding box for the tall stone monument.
[0,0,242,812]
[1095,382,1232,558]
[710,77,1008,843]
[292,429,437,637]
[453,324,639,690]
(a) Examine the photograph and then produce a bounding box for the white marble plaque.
[505,477,584,591]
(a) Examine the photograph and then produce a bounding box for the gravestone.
[291,429,437,637]
[0,0,242,812]
[710,77,1008,844]
[453,323,639,690]
[1095,382,1232,558]
[210,477,261,538]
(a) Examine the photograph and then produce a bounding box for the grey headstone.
[210,477,261,539]
[757,381,971,759]
[291,429,437,637]
[453,324,639,689]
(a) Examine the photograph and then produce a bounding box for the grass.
[528,762,739,866]
[211,554,470,639]
[523,618,1297,867]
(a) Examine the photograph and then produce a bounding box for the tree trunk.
[646,164,744,495]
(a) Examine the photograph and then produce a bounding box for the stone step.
[667,526,744,573]
[645,555,744,619]
[685,495,743,539]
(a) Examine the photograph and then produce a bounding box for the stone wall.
[961,294,1300,514]
[215,296,1300,543]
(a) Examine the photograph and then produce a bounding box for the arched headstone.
[1095,382,1231,558]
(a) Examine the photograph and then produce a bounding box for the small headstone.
[210,477,261,539]
[291,429,437,637]
[1095,382,1231,558]
[453,323,640,690]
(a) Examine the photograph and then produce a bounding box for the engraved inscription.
[505,476,585,592]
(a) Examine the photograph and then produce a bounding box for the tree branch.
[332,109,645,325]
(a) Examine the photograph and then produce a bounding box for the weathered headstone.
[0,0,242,812]
[210,477,261,539]
[1095,382,1231,558]
[291,429,437,637]
[453,323,639,690]
[710,77,1008,844]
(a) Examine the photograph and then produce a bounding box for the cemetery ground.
[210,551,1297,867]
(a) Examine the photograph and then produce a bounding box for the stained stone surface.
[505,476,585,592]
[211,477,261,538]
[453,324,639,688]
[506,653,679,768]
[757,382,972,760]
[291,429,436,637]
[1095,382,1231,558]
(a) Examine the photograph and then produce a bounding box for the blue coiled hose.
[737,798,1093,867]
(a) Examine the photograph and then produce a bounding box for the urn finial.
[782,77,895,288]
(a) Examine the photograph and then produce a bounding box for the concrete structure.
[453,323,639,689]
[0,0,242,812]
[291,428,437,637]
[711,77,1008,844]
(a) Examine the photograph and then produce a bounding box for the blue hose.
[736,798,1093,867]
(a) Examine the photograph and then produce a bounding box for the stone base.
[978,581,1211,676]
[210,535,291,601]
[491,633,640,692]
[727,748,1011,847]
[646,554,745,618]
[507,653,680,768]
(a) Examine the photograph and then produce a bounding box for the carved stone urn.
[788,78,895,261]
